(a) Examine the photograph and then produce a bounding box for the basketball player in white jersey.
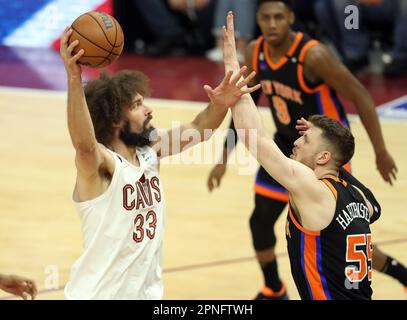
[59,28,260,299]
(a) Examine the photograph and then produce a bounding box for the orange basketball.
[68,11,124,68]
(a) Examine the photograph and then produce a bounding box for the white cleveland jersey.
[65,146,165,300]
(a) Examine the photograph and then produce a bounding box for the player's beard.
[119,117,155,148]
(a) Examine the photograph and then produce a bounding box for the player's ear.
[316,151,331,165]
[289,11,295,25]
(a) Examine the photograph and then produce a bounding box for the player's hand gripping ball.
[68,11,124,68]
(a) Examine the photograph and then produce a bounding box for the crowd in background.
[114,0,407,76]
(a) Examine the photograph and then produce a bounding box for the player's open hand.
[60,27,84,77]
[204,66,261,109]
[295,117,313,135]
[375,150,398,186]
[0,274,38,300]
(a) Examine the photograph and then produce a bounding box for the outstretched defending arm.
[152,67,260,159]
[206,39,262,192]
[219,12,320,198]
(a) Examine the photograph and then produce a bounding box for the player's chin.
[266,35,283,46]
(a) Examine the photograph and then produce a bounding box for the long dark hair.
[84,70,150,146]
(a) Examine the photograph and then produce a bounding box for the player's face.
[119,93,155,147]
[126,94,153,132]
[256,2,294,46]
[291,127,324,169]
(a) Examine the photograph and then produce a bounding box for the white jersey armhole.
[72,149,123,206]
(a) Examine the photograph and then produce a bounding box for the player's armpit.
[75,143,115,178]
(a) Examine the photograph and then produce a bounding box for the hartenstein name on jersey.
[336,201,370,230]
[261,80,304,105]
[122,176,162,210]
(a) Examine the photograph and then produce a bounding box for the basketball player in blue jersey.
[210,12,377,299]
[59,28,260,299]
[208,2,406,299]
[0,273,37,299]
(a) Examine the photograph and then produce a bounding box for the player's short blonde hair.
[309,115,355,167]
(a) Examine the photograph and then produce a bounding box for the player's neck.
[266,30,296,61]
[110,140,140,166]
[314,166,339,180]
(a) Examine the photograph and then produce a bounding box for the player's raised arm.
[60,28,115,204]
[220,12,321,197]
[60,28,113,180]
[206,31,261,192]
[151,67,260,159]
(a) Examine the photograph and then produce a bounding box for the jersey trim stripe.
[297,40,323,94]
[299,39,319,63]
[300,234,313,299]
[329,176,348,187]
[302,233,329,300]
[317,86,341,122]
[287,32,304,56]
[321,179,338,200]
[252,36,263,73]
[288,206,321,236]
[255,179,288,193]
[342,162,352,173]
[331,92,350,127]
[297,64,324,93]
[263,32,303,71]
[254,184,289,202]
[316,236,332,299]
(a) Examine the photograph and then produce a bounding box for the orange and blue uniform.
[252,32,350,199]
[225,32,380,276]
[286,177,374,300]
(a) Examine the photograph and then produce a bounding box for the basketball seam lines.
[106,18,119,63]
[79,55,111,58]
[103,17,117,66]
[71,26,119,56]
[112,17,123,47]
[85,13,122,48]
[94,56,111,68]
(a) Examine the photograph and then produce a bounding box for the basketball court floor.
[0,46,406,300]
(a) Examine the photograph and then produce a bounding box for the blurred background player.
[207,0,405,299]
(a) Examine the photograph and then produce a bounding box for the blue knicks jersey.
[286,177,373,300]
